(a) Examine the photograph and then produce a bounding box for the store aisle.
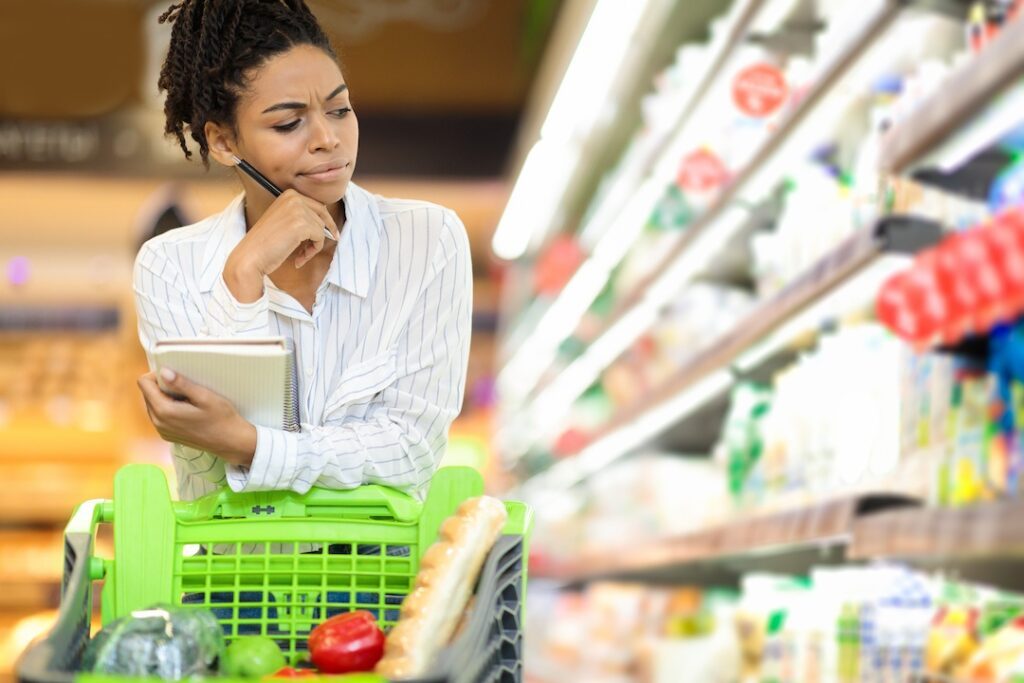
[492,0,1024,680]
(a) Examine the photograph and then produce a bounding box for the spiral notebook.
[152,336,300,431]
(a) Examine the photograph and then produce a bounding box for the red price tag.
[732,63,788,118]
[677,149,729,193]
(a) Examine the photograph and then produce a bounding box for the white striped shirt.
[133,181,473,502]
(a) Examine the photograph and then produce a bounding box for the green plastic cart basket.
[17,464,532,683]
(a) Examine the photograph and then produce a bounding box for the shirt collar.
[327,181,381,298]
[198,181,381,298]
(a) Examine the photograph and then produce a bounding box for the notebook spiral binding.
[283,338,300,432]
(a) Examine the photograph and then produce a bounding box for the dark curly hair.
[157,0,338,168]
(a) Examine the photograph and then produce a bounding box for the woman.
[134,0,472,504]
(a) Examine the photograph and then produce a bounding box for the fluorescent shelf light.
[492,140,574,261]
[492,0,661,262]
[497,179,663,403]
[541,0,652,143]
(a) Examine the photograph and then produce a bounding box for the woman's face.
[227,44,358,206]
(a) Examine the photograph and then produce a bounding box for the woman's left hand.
[137,369,258,467]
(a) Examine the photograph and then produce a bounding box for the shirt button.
[199,326,209,335]
[305,366,313,378]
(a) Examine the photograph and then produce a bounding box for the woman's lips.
[301,162,349,182]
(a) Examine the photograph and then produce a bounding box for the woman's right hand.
[222,190,338,302]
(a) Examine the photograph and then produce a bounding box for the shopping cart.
[17,463,532,683]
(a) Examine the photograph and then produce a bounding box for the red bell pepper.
[268,667,316,678]
[307,610,385,674]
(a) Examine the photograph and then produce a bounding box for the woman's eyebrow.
[261,84,349,114]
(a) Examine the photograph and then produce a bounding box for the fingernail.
[160,368,176,382]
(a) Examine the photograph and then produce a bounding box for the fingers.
[269,190,340,270]
[306,198,338,240]
[158,368,212,405]
[137,373,176,428]
[138,372,168,407]
[294,240,320,269]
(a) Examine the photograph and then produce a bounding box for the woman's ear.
[204,121,237,167]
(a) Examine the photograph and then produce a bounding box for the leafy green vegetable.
[82,604,224,679]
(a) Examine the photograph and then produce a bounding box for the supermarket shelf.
[563,215,942,460]
[531,497,1024,589]
[532,493,919,586]
[695,196,780,289]
[0,460,123,524]
[880,13,1024,198]
[505,3,906,447]
[851,499,1024,588]
[569,3,902,350]
[497,0,768,370]
[655,380,734,454]
[851,498,1024,559]
[936,332,990,360]
[912,147,1015,202]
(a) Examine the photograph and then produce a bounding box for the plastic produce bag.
[82,604,224,679]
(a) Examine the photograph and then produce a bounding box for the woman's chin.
[297,179,349,206]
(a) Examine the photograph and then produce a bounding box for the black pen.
[231,154,337,242]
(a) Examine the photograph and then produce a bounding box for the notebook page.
[153,342,292,430]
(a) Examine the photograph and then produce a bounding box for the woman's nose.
[308,112,340,152]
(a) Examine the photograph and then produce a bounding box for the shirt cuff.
[225,425,299,492]
[209,272,271,334]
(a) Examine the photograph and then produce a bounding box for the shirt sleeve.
[133,240,271,356]
[133,238,272,487]
[225,210,473,497]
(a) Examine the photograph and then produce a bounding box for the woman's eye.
[332,107,352,118]
[272,120,301,132]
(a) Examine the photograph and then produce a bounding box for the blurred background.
[0,0,563,676]
[8,1,1024,682]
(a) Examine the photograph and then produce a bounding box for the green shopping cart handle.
[174,481,424,524]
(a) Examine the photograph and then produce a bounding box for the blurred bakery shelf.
[880,12,1024,200]
[0,528,111,606]
[1,460,124,525]
[0,609,60,683]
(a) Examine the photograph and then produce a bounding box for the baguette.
[375,496,507,679]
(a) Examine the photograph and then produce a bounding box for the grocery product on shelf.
[877,207,1024,346]
[525,581,738,683]
[527,454,727,566]
[750,165,855,299]
[719,324,909,507]
[719,318,1024,510]
[526,568,1024,683]
[517,18,983,468]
